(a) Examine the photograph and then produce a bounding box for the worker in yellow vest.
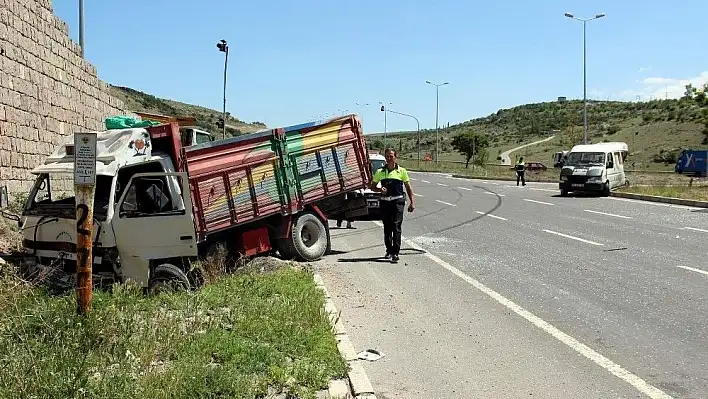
[515,157,526,186]
[370,148,415,263]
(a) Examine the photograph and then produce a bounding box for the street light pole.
[384,108,420,169]
[78,0,84,58]
[217,39,229,140]
[565,12,605,145]
[425,81,449,164]
[379,102,392,148]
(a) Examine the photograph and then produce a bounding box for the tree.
[451,132,489,168]
[684,83,708,143]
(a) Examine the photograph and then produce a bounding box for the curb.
[313,273,378,399]
[610,191,708,208]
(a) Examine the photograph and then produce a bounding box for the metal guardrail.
[396,158,676,174]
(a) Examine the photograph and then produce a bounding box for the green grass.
[0,263,346,399]
[109,85,267,137]
[618,181,708,201]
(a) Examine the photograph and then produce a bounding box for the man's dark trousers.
[381,199,405,255]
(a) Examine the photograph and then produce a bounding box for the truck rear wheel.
[284,212,328,261]
[148,263,191,295]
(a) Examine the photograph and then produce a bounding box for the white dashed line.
[584,210,632,219]
[543,229,604,246]
[475,211,507,221]
[484,192,505,197]
[457,186,473,191]
[677,265,708,277]
[414,193,424,197]
[523,199,554,206]
[684,227,708,233]
[437,183,448,187]
[396,231,671,399]
[421,180,430,183]
[435,200,456,207]
[530,188,559,193]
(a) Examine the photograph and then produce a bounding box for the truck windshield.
[566,152,605,166]
[24,173,113,220]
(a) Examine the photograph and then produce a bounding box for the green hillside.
[369,98,707,171]
[109,85,266,136]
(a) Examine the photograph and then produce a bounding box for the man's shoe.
[391,255,399,263]
[383,252,392,259]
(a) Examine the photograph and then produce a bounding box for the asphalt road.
[316,171,708,399]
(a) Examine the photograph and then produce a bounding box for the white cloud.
[638,66,652,73]
[608,71,708,101]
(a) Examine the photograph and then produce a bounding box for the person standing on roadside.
[370,148,415,263]
[515,156,526,186]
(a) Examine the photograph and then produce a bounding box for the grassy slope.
[366,99,706,171]
[109,85,267,137]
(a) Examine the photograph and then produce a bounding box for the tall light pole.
[383,108,421,169]
[564,12,605,145]
[379,102,392,148]
[217,39,229,140]
[78,0,84,58]
[425,81,449,164]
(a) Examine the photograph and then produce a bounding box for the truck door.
[111,172,198,287]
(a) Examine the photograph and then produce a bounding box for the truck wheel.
[560,189,568,197]
[148,263,190,295]
[285,212,328,261]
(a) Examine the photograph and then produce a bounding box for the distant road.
[500,135,556,165]
[321,171,708,398]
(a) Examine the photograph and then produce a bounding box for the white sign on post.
[74,133,97,186]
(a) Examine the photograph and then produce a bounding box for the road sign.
[74,133,97,186]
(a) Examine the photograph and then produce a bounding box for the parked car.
[509,162,547,171]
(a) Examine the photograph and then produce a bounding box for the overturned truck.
[19,115,372,291]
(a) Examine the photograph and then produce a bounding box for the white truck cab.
[559,142,629,196]
[20,128,197,291]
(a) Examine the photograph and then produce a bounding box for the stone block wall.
[0,0,126,198]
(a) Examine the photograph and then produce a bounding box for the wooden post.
[74,132,97,315]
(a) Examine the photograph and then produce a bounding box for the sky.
[52,0,708,133]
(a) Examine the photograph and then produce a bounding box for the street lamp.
[216,39,229,140]
[425,81,449,164]
[383,108,421,169]
[379,102,393,147]
[564,12,605,145]
[78,0,84,58]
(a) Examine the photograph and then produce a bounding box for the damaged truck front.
[19,115,372,292]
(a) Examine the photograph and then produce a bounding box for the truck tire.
[148,263,190,295]
[284,212,328,261]
[602,181,611,197]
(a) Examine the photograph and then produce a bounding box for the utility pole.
[78,0,84,58]
[217,40,229,140]
[565,12,605,145]
[425,81,449,164]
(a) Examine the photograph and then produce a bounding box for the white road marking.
[584,209,632,219]
[397,233,672,399]
[414,193,424,197]
[475,211,507,221]
[410,178,417,181]
[523,199,554,206]
[684,227,708,233]
[677,265,708,277]
[491,182,499,185]
[421,180,430,183]
[457,186,473,191]
[530,188,559,193]
[484,192,506,197]
[543,229,604,246]
[435,200,456,207]
[437,183,448,187]
[603,197,701,211]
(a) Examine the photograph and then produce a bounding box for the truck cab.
[179,126,214,147]
[559,142,628,196]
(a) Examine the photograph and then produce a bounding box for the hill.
[368,98,707,171]
[109,85,267,136]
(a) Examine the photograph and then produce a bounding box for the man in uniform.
[370,148,415,263]
[515,156,526,186]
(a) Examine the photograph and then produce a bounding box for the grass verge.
[617,185,708,202]
[0,257,347,399]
